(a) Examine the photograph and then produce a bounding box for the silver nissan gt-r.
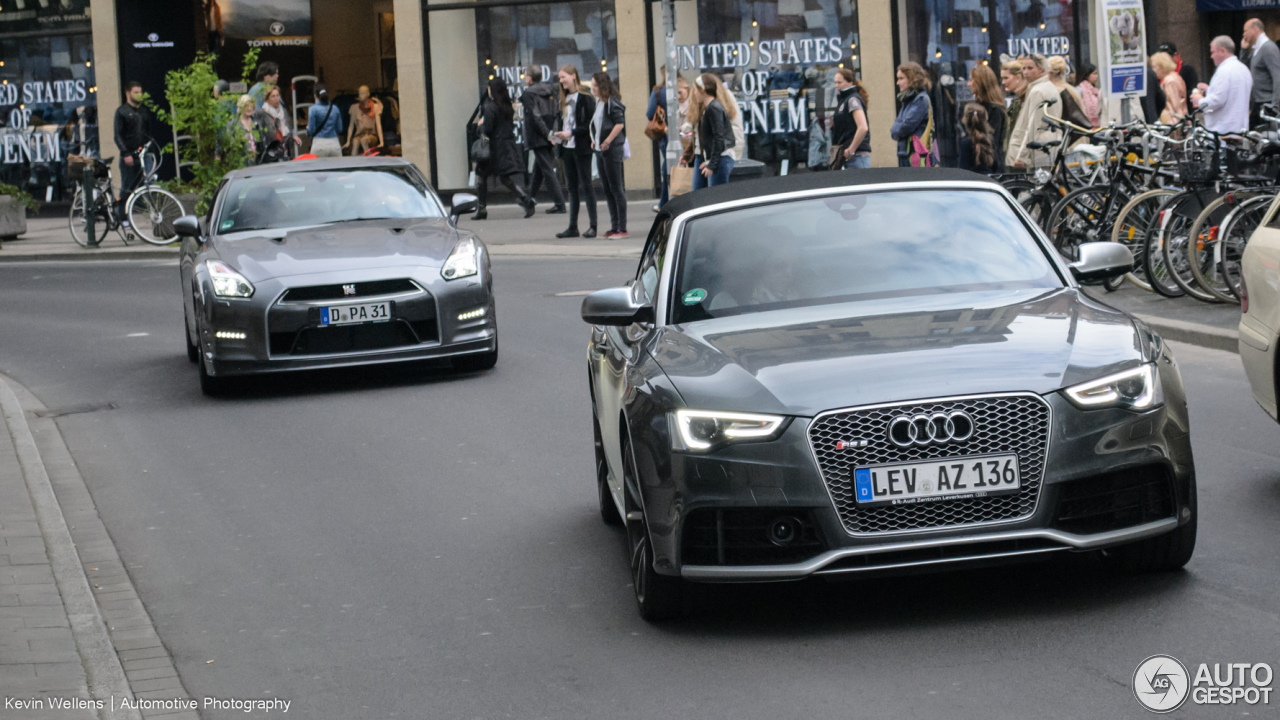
[173,158,494,395]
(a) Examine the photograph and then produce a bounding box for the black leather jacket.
[698,99,734,173]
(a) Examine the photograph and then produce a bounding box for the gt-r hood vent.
[217,219,460,281]
[650,288,1144,417]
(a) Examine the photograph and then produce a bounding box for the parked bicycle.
[68,141,185,247]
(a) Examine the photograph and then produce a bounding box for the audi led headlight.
[672,409,788,451]
[206,260,254,298]
[1063,363,1163,410]
[441,238,479,280]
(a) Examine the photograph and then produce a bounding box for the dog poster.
[1095,0,1147,98]
[1106,8,1144,65]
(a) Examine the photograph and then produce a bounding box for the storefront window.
[691,0,860,175]
[426,0,618,191]
[0,0,95,201]
[904,0,1078,167]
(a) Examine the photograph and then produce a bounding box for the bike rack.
[171,102,196,178]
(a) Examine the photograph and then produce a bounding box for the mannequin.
[345,85,384,155]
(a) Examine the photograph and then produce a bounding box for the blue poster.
[1111,67,1145,94]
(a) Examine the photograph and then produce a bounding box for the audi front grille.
[807,394,1051,535]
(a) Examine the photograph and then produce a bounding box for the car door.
[593,216,672,508]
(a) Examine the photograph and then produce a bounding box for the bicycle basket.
[67,155,110,180]
[1171,142,1219,184]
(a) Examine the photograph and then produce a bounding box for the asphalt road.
[1,258,1278,719]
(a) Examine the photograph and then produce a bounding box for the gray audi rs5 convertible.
[582,168,1196,620]
[173,158,495,394]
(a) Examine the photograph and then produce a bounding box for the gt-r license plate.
[320,302,392,326]
[853,453,1020,507]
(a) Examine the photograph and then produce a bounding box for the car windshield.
[670,189,1061,324]
[215,168,442,234]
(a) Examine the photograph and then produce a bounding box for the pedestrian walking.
[890,62,936,167]
[1047,56,1091,130]
[1000,61,1027,157]
[228,94,272,166]
[1156,43,1200,99]
[687,73,736,187]
[258,86,302,153]
[829,68,870,170]
[1008,54,1059,169]
[590,72,628,238]
[1241,18,1280,126]
[306,84,343,158]
[474,76,536,220]
[958,103,997,174]
[113,80,149,225]
[521,67,566,214]
[1191,36,1252,134]
[553,65,598,238]
[1076,64,1101,128]
[968,64,1006,171]
[1150,52,1188,123]
[247,61,278,109]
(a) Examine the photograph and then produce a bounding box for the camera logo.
[1134,655,1190,713]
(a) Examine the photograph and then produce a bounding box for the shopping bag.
[669,166,694,196]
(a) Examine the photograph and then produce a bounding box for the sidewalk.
[1,374,195,720]
[0,200,653,262]
[1083,282,1242,354]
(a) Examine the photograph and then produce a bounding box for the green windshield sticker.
[682,288,707,305]
[220,220,234,231]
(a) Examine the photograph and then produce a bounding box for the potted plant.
[0,182,38,247]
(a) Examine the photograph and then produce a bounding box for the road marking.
[554,290,597,297]
[126,332,149,337]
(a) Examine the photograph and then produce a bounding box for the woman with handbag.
[472,76,535,221]
[830,68,870,170]
[691,74,736,186]
[552,65,598,238]
[590,72,629,239]
[890,62,936,167]
[306,84,343,157]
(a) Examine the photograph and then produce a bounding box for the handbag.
[669,165,693,196]
[909,99,939,168]
[828,141,850,171]
[471,135,491,162]
[622,138,631,161]
[645,105,667,141]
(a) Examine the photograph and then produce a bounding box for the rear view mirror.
[450,193,478,221]
[1068,242,1134,284]
[173,215,201,238]
[581,286,654,326]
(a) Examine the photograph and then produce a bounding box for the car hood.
[213,218,462,281]
[648,288,1144,417]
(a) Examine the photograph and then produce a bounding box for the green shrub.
[0,183,39,213]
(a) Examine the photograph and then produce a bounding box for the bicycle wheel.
[1019,188,1058,231]
[1111,188,1176,292]
[1157,191,1220,302]
[1143,193,1190,298]
[1186,195,1242,304]
[1046,184,1112,261]
[127,187,185,245]
[68,186,111,248]
[1219,194,1274,301]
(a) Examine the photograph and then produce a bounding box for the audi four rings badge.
[887,411,975,447]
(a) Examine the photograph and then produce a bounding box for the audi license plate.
[320,302,392,326]
[853,453,1020,507]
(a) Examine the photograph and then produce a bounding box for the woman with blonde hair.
[553,64,597,237]
[1047,55,1091,129]
[1150,52,1187,123]
[1000,61,1026,155]
[681,74,739,189]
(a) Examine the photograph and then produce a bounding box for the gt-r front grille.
[281,279,419,302]
[808,394,1051,535]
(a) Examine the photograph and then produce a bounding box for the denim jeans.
[691,155,707,191]
[706,155,735,186]
[846,155,872,169]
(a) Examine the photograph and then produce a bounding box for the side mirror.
[173,215,201,238]
[1068,242,1134,284]
[581,286,655,326]
[450,192,478,221]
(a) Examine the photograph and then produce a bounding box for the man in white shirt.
[1192,36,1253,133]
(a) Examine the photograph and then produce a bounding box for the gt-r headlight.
[672,409,789,451]
[206,260,255,298]
[441,238,479,280]
[1063,363,1163,410]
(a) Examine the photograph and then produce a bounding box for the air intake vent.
[282,279,418,302]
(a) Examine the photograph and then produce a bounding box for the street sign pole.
[83,166,97,247]
[663,0,679,194]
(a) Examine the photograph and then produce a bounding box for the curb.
[1135,313,1239,354]
[0,249,179,263]
[0,377,143,720]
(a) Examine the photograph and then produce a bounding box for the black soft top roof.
[659,167,1001,219]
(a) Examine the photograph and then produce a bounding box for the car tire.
[453,338,498,372]
[595,412,622,526]
[622,436,682,621]
[1103,512,1197,573]
[185,316,199,364]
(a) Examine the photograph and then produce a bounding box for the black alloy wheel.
[622,436,682,621]
[595,412,622,526]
